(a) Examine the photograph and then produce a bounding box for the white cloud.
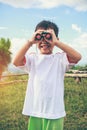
[72,24,81,33]
[73,32,87,48]
[71,32,87,64]
[10,38,37,58]
[0,26,8,30]
[63,0,87,11]
[0,0,87,11]
[10,38,26,56]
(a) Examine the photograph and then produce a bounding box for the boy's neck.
[40,52,53,55]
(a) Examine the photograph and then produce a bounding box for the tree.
[0,38,12,78]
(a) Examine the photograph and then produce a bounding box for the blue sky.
[0,0,87,65]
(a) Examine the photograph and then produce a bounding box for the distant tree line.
[72,64,87,71]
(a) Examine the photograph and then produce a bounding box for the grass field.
[0,75,87,130]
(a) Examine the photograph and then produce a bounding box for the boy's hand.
[45,29,59,47]
[28,32,37,46]
[29,30,43,46]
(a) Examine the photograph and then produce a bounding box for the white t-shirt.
[19,52,74,119]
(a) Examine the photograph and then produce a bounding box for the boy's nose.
[41,37,46,42]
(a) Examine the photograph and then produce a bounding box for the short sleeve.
[17,52,34,73]
[60,52,75,72]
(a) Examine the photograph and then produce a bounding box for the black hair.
[35,20,59,37]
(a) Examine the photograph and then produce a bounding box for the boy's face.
[35,29,54,55]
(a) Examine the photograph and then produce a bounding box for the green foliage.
[0,38,11,50]
[72,64,87,71]
[0,76,87,130]
[0,38,12,76]
[80,65,87,71]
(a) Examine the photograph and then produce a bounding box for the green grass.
[0,75,87,130]
[0,75,28,130]
[64,78,87,130]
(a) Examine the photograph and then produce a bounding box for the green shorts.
[28,116,64,130]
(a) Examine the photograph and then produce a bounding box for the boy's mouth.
[40,42,51,49]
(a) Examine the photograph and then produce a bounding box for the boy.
[13,20,81,130]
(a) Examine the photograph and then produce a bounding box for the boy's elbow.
[75,53,82,63]
[12,58,25,66]
[12,60,19,67]
[67,53,82,64]
[12,58,21,66]
[77,53,82,62]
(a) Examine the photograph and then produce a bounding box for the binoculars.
[35,32,52,41]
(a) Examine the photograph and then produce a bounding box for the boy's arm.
[55,40,82,63]
[49,29,82,63]
[12,40,33,66]
[12,29,44,66]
